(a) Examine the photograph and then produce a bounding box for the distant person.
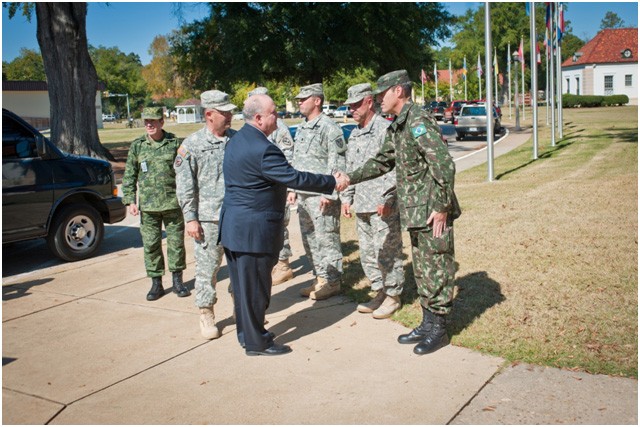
[345,70,461,355]
[218,93,348,356]
[341,83,405,319]
[122,106,187,301]
[247,87,296,286]
[289,83,347,301]
[175,90,237,340]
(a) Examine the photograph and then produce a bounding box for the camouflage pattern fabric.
[268,118,294,261]
[193,222,224,308]
[140,209,186,277]
[348,101,460,314]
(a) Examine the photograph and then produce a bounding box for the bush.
[563,94,629,108]
[603,94,629,106]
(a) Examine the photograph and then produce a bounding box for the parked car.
[334,105,352,118]
[2,108,126,261]
[454,103,502,141]
[322,104,338,117]
[232,112,244,121]
[470,99,502,118]
[425,101,447,121]
[443,100,466,123]
[102,113,116,122]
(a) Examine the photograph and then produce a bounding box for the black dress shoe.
[240,332,276,349]
[246,343,292,356]
[146,277,165,301]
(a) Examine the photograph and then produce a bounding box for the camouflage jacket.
[174,127,236,222]
[291,113,346,200]
[122,131,181,212]
[342,114,397,213]
[269,118,294,163]
[349,102,461,230]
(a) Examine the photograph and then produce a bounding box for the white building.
[561,28,638,105]
[175,99,203,124]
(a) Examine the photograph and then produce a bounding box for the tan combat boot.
[372,295,402,319]
[300,277,319,297]
[199,307,221,340]
[272,259,294,286]
[357,290,386,313]
[309,278,341,301]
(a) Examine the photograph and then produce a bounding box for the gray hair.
[242,94,271,122]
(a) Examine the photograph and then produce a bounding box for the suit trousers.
[224,248,278,351]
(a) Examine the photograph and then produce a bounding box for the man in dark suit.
[218,94,349,356]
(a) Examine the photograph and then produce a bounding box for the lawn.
[342,106,637,378]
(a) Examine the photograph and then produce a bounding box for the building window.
[575,77,580,95]
[566,78,570,94]
[625,75,633,86]
[604,75,614,95]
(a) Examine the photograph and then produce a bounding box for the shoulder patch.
[174,156,183,168]
[177,145,190,159]
[411,124,427,138]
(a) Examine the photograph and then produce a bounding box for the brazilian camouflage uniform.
[269,118,295,261]
[343,113,404,297]
[291,113,347,284]
[174,127,236,308]
[122,131,186,278]
[349,102,461,315]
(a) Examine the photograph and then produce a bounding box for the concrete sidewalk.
[2,127,637,424]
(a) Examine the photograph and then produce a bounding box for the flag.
[518,38,525,65]
[525,3,530,16]
[536,42,541,64]
[421,68,427,83]
[558,3,565,43]
[477,54,483,77]
[544,27,549,53]
[434,62,438,81]
[493,50,499,76]
[462,56,467,79]
[546,2,552,31]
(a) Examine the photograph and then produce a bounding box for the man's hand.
[333,171,350,192]
[186,220,204,241]
[287,191,297,206]
[319,197,332,213]
[377,204,391,218]
[341,203,352,218]
[128,204,139,216]
[427,211,448,238]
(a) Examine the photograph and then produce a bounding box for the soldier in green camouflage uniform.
[174,90,237,340]
[347,70,461,355]
[289,83,347,300]
[122,106,187,301]
[341,83,405,320]
[248,87,295,286]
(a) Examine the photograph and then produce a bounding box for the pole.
[494,47,499,107]
[546,40,550,125]
[449,59,453,101]
[521,36,526,121]
[556,4,564,139]
[530,3,538,159]
[464,56,468,100]
[549,11,556,147]
[513,53,521,131]
[485,2,494,182]
[508,44,512,118]
[126,94,131,121]
[478,53,482,99]
[435,63,439,101]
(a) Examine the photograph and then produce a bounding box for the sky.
[2,1,638,66]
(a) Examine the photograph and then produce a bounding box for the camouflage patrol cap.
[141,107,164,120]
[372,70,412,95]
[201,90,237,111]
[248,86,269,96]
[295,83,324,99]
[344,83,373,105]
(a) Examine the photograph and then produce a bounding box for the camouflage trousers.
[140,209,186,277]
[278,204,292,261]
[193,221,224,308]
[356,210,404,297]
[409,226,456,315]
[297,194,342,283]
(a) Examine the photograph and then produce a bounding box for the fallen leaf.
[482,406,496,412]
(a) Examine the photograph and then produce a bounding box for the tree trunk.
[35,3,114,161]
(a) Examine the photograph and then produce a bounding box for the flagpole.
[478,53,482,99]
[494,48,499,106]
[556,3,564,138]
[546,36,550,126]
[464,56,468,100]
[484,2,494,182]
[434,62,439,101]
[449,59,453,101]
[508,44,512,118]
[530,2,538,159]
[521,36,526,121]
[421,69,424,104]
[549,3,556,147]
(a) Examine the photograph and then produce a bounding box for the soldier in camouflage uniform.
[174,90,237,340]
[289,83,347,300]
[347,70,461,355]
[341,83,405,319]
[122,106,188,301]
[248,87,295,286]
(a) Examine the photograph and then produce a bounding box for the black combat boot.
[413,312,449,355]
[147,277,165,301]
[172,271,190,298]
[398,306,433,344]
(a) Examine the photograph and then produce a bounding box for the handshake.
[333,170,351,192]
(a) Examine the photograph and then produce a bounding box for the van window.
[3,117,37,159]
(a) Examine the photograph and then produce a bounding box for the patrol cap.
[344,83,373,105]
[295,83,324,99]
[248,86,269,96]
[141,107,164,120]
[372,70,412,95]
[201,90,237,111]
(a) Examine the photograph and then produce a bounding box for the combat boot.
[357,290,386,313]
[372,295,402,319]
[398,306,433,344]
[300,277,319,297]
[199,306,220,340]
[272,259,294,286]
[309,278,341,301]
[146,277,165,301]
[413,313,449,355]
[172,271,190,298]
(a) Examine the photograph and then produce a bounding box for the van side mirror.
[36,135,50,159]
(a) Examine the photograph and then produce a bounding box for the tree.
[3,48,46,80]
[141,35,188,102]
[5,2,113,160]
[600,11,625,29]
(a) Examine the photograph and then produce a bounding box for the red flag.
[421,69,427,83]
[518,39,524,63]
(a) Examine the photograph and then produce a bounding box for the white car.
[102,114,116,122]
[232,113,244,121]
[334,105,352,118]
[322,104,337,117]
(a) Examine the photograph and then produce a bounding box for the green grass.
[340,105,638,378]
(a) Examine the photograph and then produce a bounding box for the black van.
[2,108,126,261]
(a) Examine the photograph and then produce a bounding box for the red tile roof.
[562,28,638,67]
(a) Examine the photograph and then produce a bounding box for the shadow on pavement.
[2,278,54,301]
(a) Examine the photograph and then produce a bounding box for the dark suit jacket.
[219,123,336,255]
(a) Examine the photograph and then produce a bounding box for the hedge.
[562,94,629,108]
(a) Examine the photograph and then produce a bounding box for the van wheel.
[47,204,104,261]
